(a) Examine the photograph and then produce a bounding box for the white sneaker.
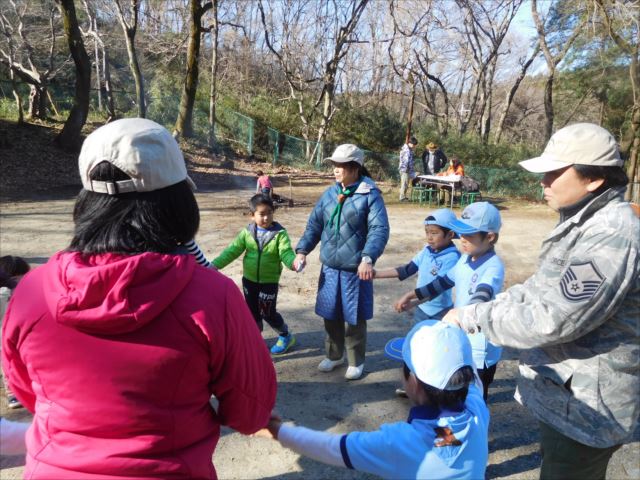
[345,364,364,380]
[318,357,344,372]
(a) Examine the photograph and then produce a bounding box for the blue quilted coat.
[296,177,390,323]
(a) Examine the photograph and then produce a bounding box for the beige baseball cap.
[79,118,196,195]
[519,123,622,173]
[324,144,364,166]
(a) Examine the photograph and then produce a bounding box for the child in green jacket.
[213,194,297,355]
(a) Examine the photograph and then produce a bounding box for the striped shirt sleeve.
[185,239,211,268]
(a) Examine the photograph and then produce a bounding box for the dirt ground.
[1,176,638,479]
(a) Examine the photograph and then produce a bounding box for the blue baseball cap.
[384,321,474,390]
[424,208,459,239]
[448,201,501,235]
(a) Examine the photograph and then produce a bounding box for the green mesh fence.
[465,166,543,200]
[361,149,400,181]
[267,128,323,168]
[215,108,254,155]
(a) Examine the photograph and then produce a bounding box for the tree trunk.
[92,19,102,111]
[405,80,416,143]
[543,72,555,142]
[10,69,23,124]
[208,0,219,150]
[175,0,205,139]
[125,29,145,118]
[494,44,540,144]
[55,0,91,151]
[28,84,48,119]
[480,57,497,144]
[103,50,117,121]
[115,0,145,118]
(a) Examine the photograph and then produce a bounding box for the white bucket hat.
[519,123,622,173]
[324,144,364,166]
[78,118,196,195]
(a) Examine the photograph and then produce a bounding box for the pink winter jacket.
[1,251,277,479]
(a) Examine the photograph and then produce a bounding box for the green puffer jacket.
[213,222,296,284]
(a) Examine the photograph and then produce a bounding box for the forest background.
[0,0,638,202]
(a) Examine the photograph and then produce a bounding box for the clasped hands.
[293,254,375,281]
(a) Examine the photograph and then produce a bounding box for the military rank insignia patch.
[560,261,605,302]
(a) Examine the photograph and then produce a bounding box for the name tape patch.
[560,261,605,302]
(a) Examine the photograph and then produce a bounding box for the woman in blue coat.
[295,144,390,380]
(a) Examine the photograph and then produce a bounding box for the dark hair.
[249,193,274,212]
[424,217,452,235]
[572,165,629,189]
[341,161,372,180]
[256,170,264,177]
[0,255,30,289]
[409,137,418,145]
[477,231,499,245]
[404,363,474,409]
[0,255,30,277]
[69,162,199,254]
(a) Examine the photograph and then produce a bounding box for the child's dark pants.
[242,277,288,335]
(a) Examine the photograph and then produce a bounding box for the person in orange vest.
[438,156,465,204]
[439,156,465,177]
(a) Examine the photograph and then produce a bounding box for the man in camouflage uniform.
[445,123,639,479]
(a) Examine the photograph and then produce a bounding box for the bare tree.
[258,0,370,162]
[174,0,213,138]
[114,0,146,118]
[455,0,523,141]
[80,0,117,121]
[207,0,220,149]
[0,9,24,123]
[531,0,585,142]
[54,0,91,151]
[0,1,60,120]
[592,0,639,202]
[493,42,540,143]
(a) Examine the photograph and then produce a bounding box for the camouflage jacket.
[460,187,639,448]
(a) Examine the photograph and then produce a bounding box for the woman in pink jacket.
[1,119,277,479]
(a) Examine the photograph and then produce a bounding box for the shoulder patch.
[560,261,606,302]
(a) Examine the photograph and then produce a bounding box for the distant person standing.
[398,137,418,202]
[256,170,273,197]
[421,142,447,175]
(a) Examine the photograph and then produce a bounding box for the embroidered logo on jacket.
[560,261,605,302]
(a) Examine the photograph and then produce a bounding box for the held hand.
[442,309,463,329]
[253,413,283,440]
[394,293,418,313]
[295,253,306,268]
[358,262,374,281]
[293,258,306,273]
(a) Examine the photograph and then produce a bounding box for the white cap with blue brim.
[384,321,474,391]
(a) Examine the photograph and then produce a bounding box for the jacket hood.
[43,251,195,335]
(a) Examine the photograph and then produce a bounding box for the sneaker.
[270,333,296,356]
[318,357,344,372]
[345,364,364,380]
[395,388,408,398]
[7,395,22,409]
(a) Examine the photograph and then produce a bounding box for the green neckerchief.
[328,181,360,233]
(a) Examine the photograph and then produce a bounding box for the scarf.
[328,182,359,233]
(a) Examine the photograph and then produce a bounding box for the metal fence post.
[247,117,254,156]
